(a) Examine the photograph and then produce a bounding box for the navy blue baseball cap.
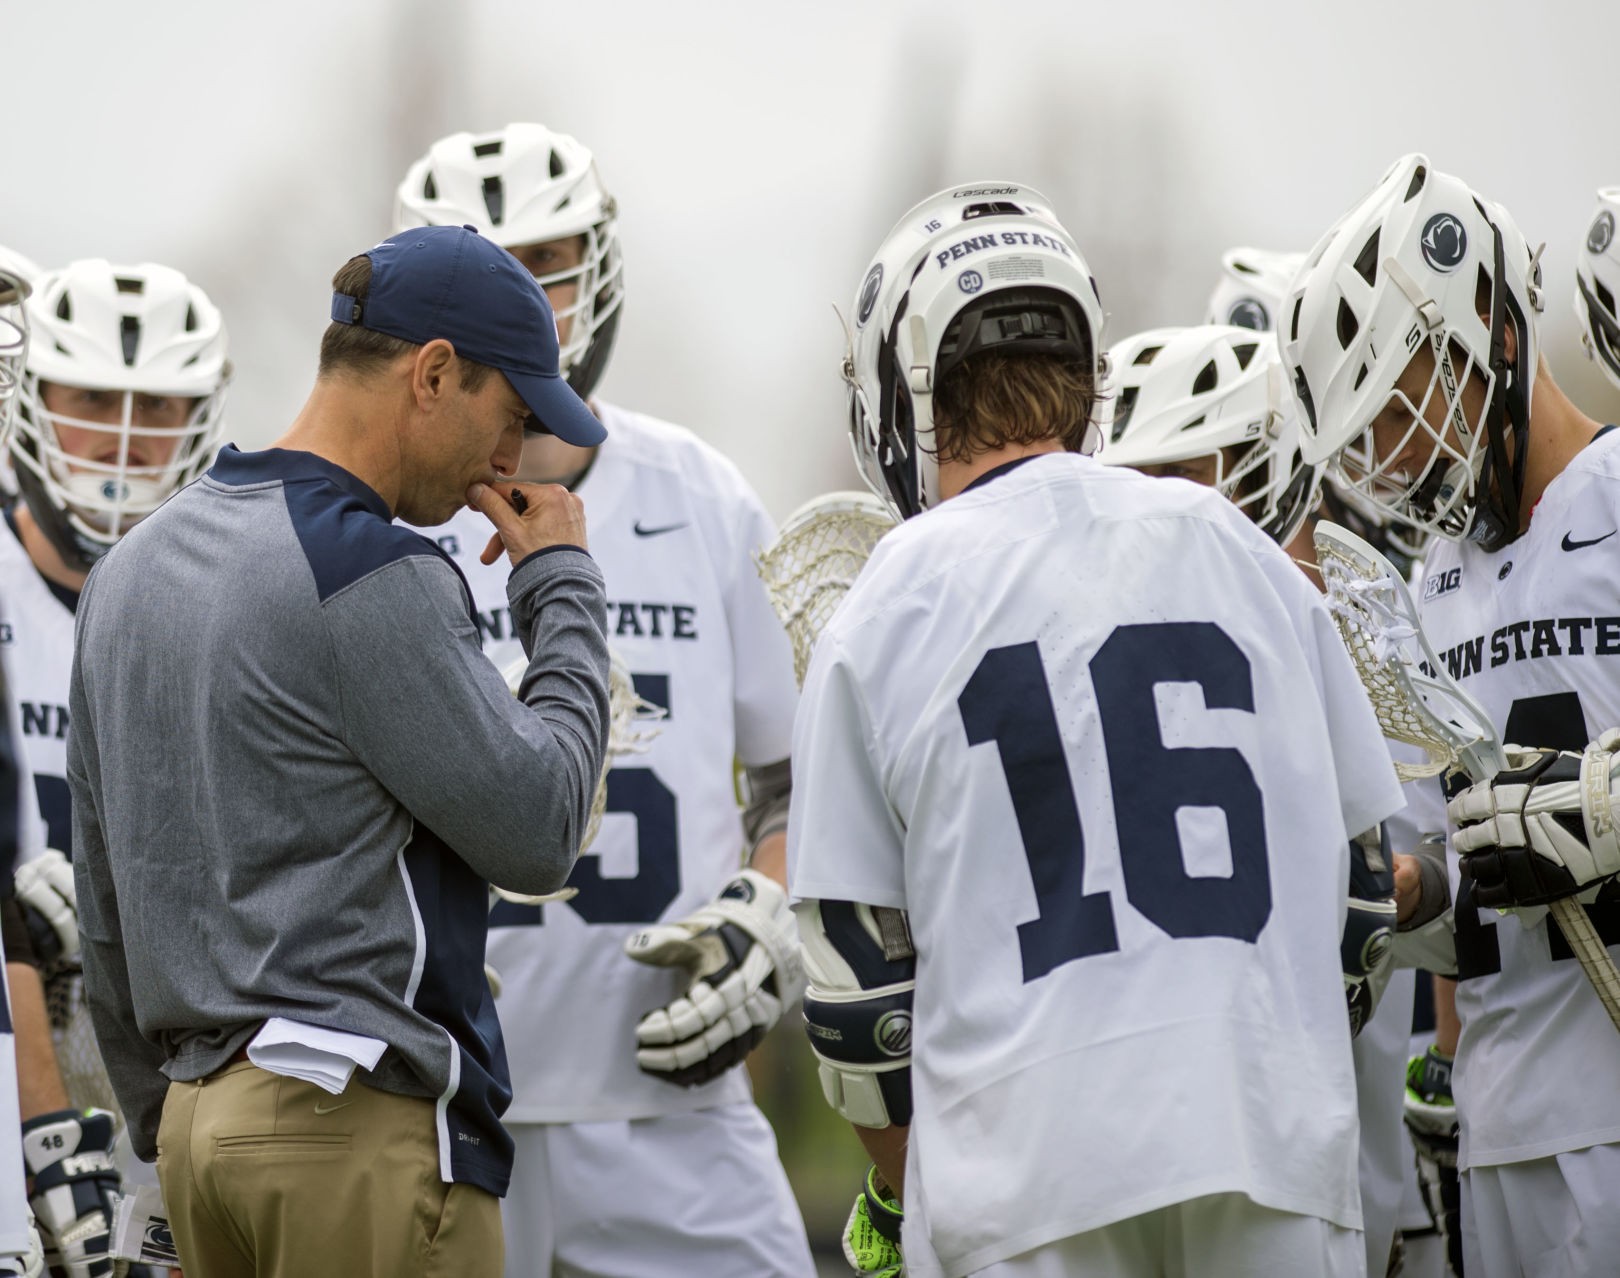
[330,224,606,447]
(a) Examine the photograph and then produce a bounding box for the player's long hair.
[931,350,1096,465]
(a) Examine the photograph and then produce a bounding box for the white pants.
[1461,1143,1620,1278]
[965,1194,1364,1278]
[499,1104,815,1278]
[1354,968,1416,1278]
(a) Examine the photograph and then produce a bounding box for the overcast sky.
[4,0,1615,519]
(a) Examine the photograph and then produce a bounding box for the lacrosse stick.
[494,646,666,906]
[1315,520,1620,1033]
[756,491,897,688]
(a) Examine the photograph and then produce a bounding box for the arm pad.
[796,899,915,1129]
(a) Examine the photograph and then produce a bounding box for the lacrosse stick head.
[756,490,897,687]
[1314,520,1505,782]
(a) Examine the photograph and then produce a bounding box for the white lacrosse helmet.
[1205,247,1305,332]
[1280,154,1544,552]
[1574,187,1620,394]
[1098,325,1318,545]
[844,182,1105,520]
[395,123,624,400]
[0,247,36,439]
[13,260,230,571]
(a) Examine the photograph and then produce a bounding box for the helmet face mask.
[1281,154,1542,551]
[843,183,1105,521]
[396,124,624,401]
[8,259,230,571]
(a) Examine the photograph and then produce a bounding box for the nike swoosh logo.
[312,1100,353,1115]
[633,521,688,538]
[1561,530,1616,551]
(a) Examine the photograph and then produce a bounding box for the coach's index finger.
[467,480,590,566]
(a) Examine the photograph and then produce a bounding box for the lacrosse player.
[788,182,1405,1277]
[1282,153,1620,1278]
[0,255,46,1278]
[393,124,813,1277]
[1575,187,1620,404]
[0,257,226,1278]
[1098,319,1436,1278]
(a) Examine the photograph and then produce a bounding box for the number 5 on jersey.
[959,622,1272,984]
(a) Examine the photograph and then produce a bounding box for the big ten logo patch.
[1422,566,1461,600]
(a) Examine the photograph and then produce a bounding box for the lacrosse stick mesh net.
[757,492,896,687]
[45,967,121,1118]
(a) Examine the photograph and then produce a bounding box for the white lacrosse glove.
[624,869,806,1087]
[0,1208,45,1278]
[1449,727,1620,908]
[21,1108,120,1278]
[14,850,79,967]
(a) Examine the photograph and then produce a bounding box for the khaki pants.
[156,1061,501,1278]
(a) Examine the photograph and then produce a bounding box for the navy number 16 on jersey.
[959,621,1272,983]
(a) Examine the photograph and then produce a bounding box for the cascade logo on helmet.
[958,271,983,295]
[1589,211,1615,256]
[952,186,1019,199]
[857,264,884,327]
[1420,214,1468,273]
[1227,298,1269,331]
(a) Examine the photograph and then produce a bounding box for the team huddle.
[0,125,1616,1278]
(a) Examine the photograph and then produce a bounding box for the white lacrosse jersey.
[0,511,77,867]
[420,401,799,1121]
[1412,424,1620,1170]
[789,454,1404,1278]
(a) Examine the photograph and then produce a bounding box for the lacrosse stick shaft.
[1547,898,1620,1034]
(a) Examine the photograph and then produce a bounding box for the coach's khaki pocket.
[425,1183,501,1278]
[213,1133,352,1157]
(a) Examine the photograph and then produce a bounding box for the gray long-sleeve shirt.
[67,445,609,1194]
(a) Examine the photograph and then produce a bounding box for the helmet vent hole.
[120,316,141,367]
[422,173,438,200]
[549,149,565,179]
[55,293,71,322]
[1289,297,1303,342]
[1352,231,1380,286]
[1180,414,1206,432]
[1232,342,1258,371]
[1191,360,1219,396]
[481,176,505,227]
[1132,345,1163,367]
[1335,298,1359,349]
[1293,367,1318,435]
[1404,166,1427,202]
[472,140,503,158]
[1475,265,1494,317]
[185,304,198,333]
[1232,261,1258,276]
[1111,387,1139,441]
[1353,364,1369,391]
[114,277,144,296]
[1598,279,1617,314]
[555,195,572,212]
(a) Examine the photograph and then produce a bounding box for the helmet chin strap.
[1470,225,1529,553]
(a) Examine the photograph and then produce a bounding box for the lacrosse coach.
[66,225,611,1277]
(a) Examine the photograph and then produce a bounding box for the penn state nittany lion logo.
[856,263,883,327]
[958,269,984,295]
[1226,298,1269,331]
[1589,210,1615,257]
[1420,213,1468,273]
